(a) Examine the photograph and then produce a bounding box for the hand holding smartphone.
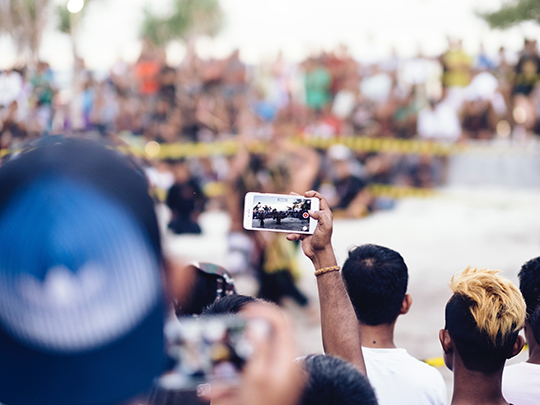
[243,192,320,234]
[160,316,270,391]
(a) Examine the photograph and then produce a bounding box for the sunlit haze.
[1,0,540,70]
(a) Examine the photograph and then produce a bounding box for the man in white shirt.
[0,68,23,108]
[341,244,447,405]
[417,99,461,142]
[502,257,540,405]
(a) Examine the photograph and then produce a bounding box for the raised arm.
[287,190,366,374]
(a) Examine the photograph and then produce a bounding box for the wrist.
[310,246,338,270]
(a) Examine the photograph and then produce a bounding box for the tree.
[56,0,100,60]
[479,0,540,29]
[0,0,52,70]
[140,0,224,48]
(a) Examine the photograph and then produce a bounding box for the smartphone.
[243,192,320,234]
[159,316,269,391]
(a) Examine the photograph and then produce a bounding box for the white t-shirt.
[417,102,461,142]
[363,347,447,405]
[502,362,540,405]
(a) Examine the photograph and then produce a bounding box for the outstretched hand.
[286,190,334,264]
[203,303,305,405]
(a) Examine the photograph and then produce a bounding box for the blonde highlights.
[449,267,526,346]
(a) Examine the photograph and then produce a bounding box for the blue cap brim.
[0,299,167,405]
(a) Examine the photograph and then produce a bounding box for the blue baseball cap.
[0,138,167,405]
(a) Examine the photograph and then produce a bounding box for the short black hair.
[445,294,519,373]
[201,294,260,316]
[518,256,540,317]
[518,257,540,343]
[299,355,377,405]
[342,244,408,325]
[444,268,525,374]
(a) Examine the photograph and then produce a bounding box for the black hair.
[299,355,378,405]
[445,294,519,374]
[518,256,540,317]
[341,244,408,325]
[201,294,260,316]
[530,306,540,345]
[175,272,232,316]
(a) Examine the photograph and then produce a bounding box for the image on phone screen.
[251,195,312,232]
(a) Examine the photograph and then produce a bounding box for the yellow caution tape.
[367,184,436,199]
[2,135,537,160]
[424,356,446,368]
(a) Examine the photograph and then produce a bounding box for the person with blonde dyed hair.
[439,267,526,405]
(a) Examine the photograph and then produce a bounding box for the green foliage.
[57,3,71,33]
[55,0,97,34]
[141,0,224,47]
[479,0,540,29]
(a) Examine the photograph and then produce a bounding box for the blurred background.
[1,0,540,399]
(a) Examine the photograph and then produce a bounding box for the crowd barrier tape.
[195,182,437,200]
[129,136,539,159]
[145,182,436,203]
[367,184,436,199]
[137,136,464,159]
[3,135,540,160]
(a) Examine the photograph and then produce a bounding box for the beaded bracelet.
[314,265,341,277]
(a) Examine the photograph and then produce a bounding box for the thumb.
[309,210,321,220]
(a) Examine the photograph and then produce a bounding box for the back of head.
[299,355,377,405]
[0,138,166,405]
[342,244,408,325]
[518,256,540,343]
[445,267,526,373]
[518,257,540,316]
[201,294,261,316]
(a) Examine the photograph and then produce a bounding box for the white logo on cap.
[21,265,105,308]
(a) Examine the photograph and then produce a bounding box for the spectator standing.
[304,58,332,113]
[502,257,540,405]
[440,268,525,405]
[341,244,447,405]
[166,160,206,235]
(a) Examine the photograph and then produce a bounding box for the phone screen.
[250,194,313,233]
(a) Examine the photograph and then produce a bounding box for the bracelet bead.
[314,265,340,277]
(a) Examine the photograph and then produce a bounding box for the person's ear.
[439,329,454,354]
[508,335,525,359]
[399,294,412,315]
[439,329,454,371]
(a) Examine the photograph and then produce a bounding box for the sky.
[1,0,540,70]
[252,195,308,212]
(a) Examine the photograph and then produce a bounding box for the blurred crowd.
[0,137,539,405]
[2,38,540,215]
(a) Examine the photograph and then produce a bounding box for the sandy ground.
[161,185,540,401]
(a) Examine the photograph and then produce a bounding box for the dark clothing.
[166,180,205,235]
[513,54,540,95]
[258,270,309,307]
[334,176,366,209]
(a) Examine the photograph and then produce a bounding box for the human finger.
[286,233,305,241]
[304,190,331,211]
